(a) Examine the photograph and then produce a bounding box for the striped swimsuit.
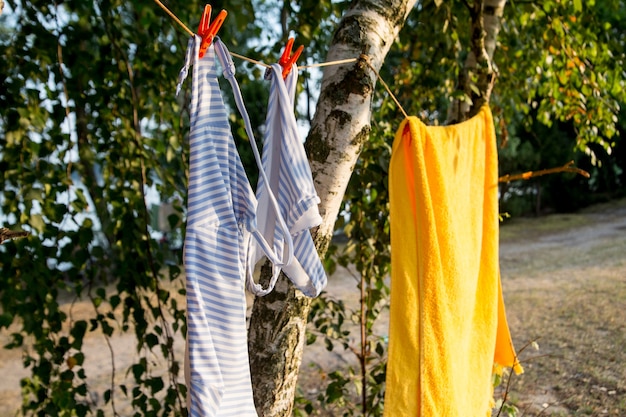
[247,63,327,298]
[178,36,326,416]
[180,37,278,416]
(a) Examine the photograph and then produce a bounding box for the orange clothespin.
[198,5,227,59]
[278,38,304,79]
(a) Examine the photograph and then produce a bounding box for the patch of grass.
[579,196,626,215]
[497,198,626,416]
[501,223,626,417]
[500,197,626,244]
[499,213,589,243]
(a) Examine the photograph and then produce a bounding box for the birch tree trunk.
[447,0,508,123]
[248,0,417,415]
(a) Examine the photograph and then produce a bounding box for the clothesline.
[153,0,195,37]
[359,54,409,119]
[152,0,351,70]
[153,0,588,185]
[152,0,408,117]
[228,51,271,69]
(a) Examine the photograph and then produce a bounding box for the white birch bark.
[248,0,417,415]
[484,0,507,59]
[447,0,508,122]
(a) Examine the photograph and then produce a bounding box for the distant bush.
[499,108,626,217]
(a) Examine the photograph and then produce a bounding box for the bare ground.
[497,198,626,416]
[299,197,626,416]
[1,198,625,416]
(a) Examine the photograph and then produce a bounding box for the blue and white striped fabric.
[213,40,295,271]
[247,64,327,297]
[177,35,326,416]
[179,36,264,417]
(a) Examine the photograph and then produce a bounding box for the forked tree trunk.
[447,0,508,123]
[247,0,417,415]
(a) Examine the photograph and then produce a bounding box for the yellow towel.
[384,106,522,417]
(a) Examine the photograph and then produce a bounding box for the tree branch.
[448,0,507,123]
[0,228,29,244]
[498,160,590,183]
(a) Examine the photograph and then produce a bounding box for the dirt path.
[497,200,626,416]
[300,198,626,416]
[1,198,625,416]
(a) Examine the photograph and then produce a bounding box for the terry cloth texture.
[247,63,327,298]
[384,106,522,417]
[180,36,262,417]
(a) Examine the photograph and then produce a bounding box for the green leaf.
[131,363,145,381]
[0,313,13,328]
[70,320,88,348]
[29,213,45,234]
[145,333,159,349]
[573,0,582,12]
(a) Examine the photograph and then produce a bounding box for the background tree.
[0,1,624,417]
[250,0,625,415]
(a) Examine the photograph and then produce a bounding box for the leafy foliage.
[301,0,625,415]
[0,0,256,415]
[495,0,626,151]
[1,0,625,416]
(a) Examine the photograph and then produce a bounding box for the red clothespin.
[198,5,227,59]
[278,38,304,79]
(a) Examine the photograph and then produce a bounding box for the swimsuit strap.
[246,64,321,297]
[176,36,195,96]
[212,38,295,294]
[245,63,300,296]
